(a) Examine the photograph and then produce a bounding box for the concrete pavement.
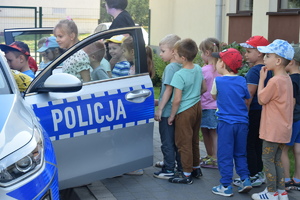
[71,121,299,200]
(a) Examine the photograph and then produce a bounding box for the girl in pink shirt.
[198,38,222,169]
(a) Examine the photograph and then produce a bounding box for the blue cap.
[37,36,59,52]
[257,39,294,60]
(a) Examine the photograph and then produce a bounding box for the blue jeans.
[217,121,250,186]
[159,117,182,171]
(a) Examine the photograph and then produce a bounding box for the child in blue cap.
[251,39,294,200]
[37,36,63,69]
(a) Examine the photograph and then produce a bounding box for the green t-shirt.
[170,64,204,114]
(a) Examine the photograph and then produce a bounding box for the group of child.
[0,17,148,93]
[154,33,300,200]
[0,15,299,199]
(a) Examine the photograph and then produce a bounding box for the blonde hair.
[122,36,134,52]
[199,37,221,65]
[159,34,181,49]
[54,19,79,42]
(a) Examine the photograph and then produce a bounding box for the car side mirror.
[37,73,82,93]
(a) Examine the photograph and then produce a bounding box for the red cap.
[212,48,242,73]
[0,41,30,56]
[240,36,269,48]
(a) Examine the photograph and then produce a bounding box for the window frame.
[236,0,253,14]
[278,0,300,12]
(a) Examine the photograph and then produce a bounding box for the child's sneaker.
[212,184,233,197]
[278,191,289,200]
[153,169,174,179]
[200,155,211,163]
[233,177,241,186]
[238,178,252,193]
[154,161,164,168]
[290,178,300,191]
[251,188,279,200]
[258,171,266,184]
[250,175,263,187]
[168,172,193,184]
[201,158,218,169]
[191,168,203,178]
[285,179,294,190]
[293,179,300,191]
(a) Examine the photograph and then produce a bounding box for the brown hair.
[174,38,198,62]
[146,46,155,79]
[84,41,105,62]
[122,36,134,52]
[275,54,291,67]
[199,37,221,65]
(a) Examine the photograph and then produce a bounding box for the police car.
[0,27,154,199]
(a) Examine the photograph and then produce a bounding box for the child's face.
[123,47,134,62]
[263,53,277,70]
[244,48,261,64]
[44,49,55,61]
[108,43,123,60]
[159,44,173,62]
[54,27,74,49]
[200,50,209,64]
[5,51,23,71]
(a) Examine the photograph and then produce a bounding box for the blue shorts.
[201,109,218,129]
[286,120,300,146]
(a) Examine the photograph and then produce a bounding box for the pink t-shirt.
[258,75,293,143]
[201,64,222,109]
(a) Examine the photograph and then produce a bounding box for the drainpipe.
[215,0,223,41]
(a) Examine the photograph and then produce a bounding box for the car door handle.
[125,89,152,103]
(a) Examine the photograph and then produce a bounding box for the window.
[279,0,300,11]
[237,0,253,12]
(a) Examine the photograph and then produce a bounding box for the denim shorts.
[286,120,300,146]
[200,109,218,129]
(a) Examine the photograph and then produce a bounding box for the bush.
[222,41,250,76]
[152,52,205,86]
[152,41,250,86]
[152,53,168,87]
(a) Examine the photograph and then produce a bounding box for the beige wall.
[252,0,269,38]
[149,0,275,46]
[150,0,219,46]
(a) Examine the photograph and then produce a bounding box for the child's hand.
[154,99,159,106]
[260,66,268,80]
[154,110,162,121]
[168,116,175,125]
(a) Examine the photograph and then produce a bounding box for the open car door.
[5,27,154,189]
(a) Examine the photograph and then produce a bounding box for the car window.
[0,63,11,94]
[11,33,52,65]
[47,33,143,82]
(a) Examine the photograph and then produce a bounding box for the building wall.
[0,0,100,33]
[149,0,220,46]
[149,0,300,46]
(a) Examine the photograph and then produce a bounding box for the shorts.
[286,120,300,146]
[200,109,218,129]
